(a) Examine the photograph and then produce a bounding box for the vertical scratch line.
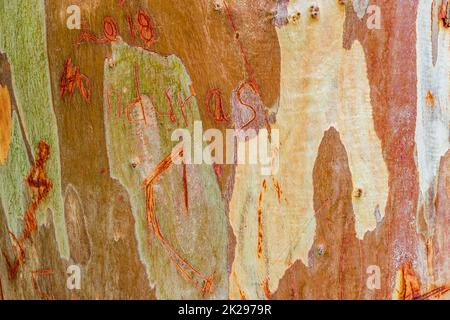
[182,162,189,214]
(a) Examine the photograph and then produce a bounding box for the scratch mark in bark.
[425,90,435,108]
[59,58,92,103]
[75,17,119,45]
[395,261,421,300]
[0,53,34,165]
[271,177,284,204]
[125,64,148,125]
[223,1,256,86]
[440,0,450,27]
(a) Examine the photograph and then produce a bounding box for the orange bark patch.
[59,58,92,103]
[343,0,420,297]
[0,85,11,165]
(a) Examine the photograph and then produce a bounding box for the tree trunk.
[0,0,449,300]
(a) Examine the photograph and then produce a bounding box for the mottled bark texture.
[0,0,449,299]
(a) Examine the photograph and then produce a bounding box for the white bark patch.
[229,0,388,299]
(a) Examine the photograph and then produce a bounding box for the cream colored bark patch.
[229,0,388,298]
[0,85,12,165]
